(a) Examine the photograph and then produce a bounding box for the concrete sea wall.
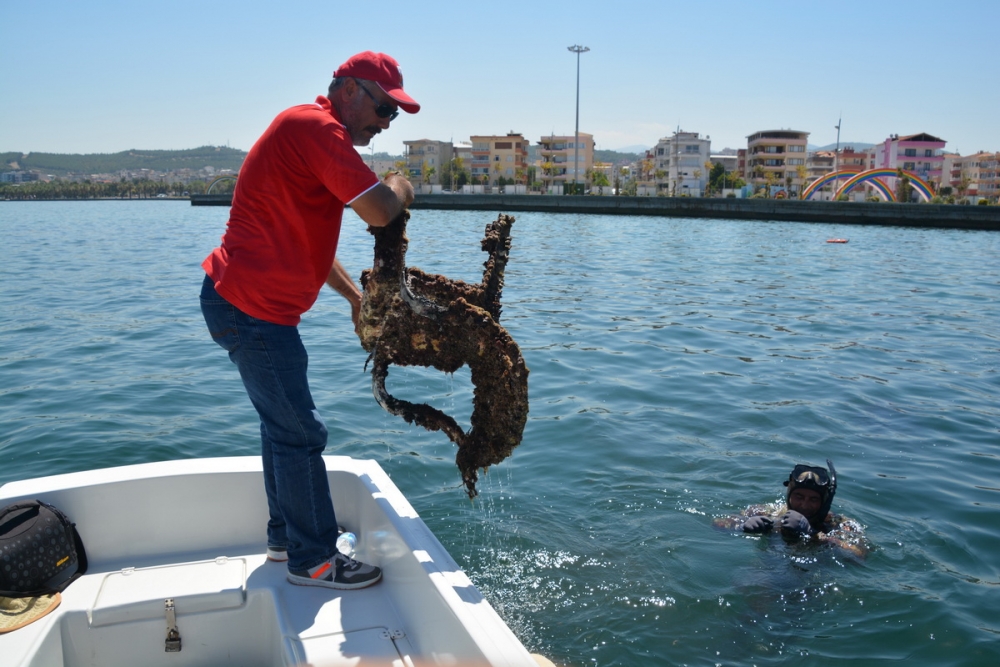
[409,194,1000,231]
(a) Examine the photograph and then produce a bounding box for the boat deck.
[0,457,536,667]
[12,551,421,666]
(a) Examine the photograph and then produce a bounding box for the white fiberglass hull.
[0,456,538,667]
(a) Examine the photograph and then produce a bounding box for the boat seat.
[89,557,246,627]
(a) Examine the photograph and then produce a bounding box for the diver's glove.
[779,510,812,535]
[742,515,774,533]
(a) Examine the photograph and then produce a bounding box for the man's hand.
[384,171,414,208]
[779,510,812,535]
[742,515,774,533]
[325,259,363,338]
[350,298,361,337]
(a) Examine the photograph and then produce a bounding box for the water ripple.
[2,204,999,666]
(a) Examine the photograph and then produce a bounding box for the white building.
[653,131,711,196]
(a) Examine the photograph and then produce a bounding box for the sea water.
[1,201,998,666]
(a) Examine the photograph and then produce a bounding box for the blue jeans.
[200,274,338,571]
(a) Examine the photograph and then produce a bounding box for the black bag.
[0,500,88,597]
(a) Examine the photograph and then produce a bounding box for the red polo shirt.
[202,96,379,326]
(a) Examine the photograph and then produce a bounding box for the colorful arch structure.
[801,170,896,201]
[856,177,895,202]
[835,168,935,202]
[803,168,935,202]
[206,174,238,194]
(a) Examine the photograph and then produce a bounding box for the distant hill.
[613,144,651,154]
[1,146,248,177]
[809,142,876,152]
[531,147,641,166]
[595,148,643,164]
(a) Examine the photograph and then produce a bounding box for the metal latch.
[165,599,182,652]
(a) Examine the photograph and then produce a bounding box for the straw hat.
[0,593,61,634]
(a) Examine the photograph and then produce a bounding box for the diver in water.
[714,460,868,558]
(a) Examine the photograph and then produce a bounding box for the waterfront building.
[871,133,946,184]
[537,133,594,192]
[940,152,961,194]
[652,130,711,196]
[590,161,615,195]
[803,147,871,200]
[837,147,872,172]
[469,133,529,188]
[746,129,810,197]
[361,155,398,178]
[709,153,738,173]
[0,170,40,183]
[804,150,836,200]
[403,139,453,190]
[448,142,472,191]
[946,151,1000,203]
[454,143,472,164]
[806,150,836,180]
[707,151,740,197]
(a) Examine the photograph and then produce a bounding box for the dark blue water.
[2,201,998,666]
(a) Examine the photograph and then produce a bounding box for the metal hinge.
[165,599,182,652]
[380,629,406,640]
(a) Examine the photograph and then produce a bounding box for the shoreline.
[414,194,1000,230]
[6,194,998,230]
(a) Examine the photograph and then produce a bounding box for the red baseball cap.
[334,51,420,114]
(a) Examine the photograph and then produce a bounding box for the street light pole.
[568,44,589,195]
[834,115,842,200]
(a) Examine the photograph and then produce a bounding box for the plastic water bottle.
[336,531,357,556]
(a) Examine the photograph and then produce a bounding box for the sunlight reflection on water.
[1,202,998,666]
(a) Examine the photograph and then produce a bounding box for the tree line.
[0,177,235,201]
[1,146,247,178]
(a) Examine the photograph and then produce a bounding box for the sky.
[2,0,998,158]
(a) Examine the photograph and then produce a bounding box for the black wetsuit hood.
[784,459,837,529]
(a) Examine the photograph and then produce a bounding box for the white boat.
[0,456,547,667]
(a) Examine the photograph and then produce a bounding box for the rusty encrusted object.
[358,212,529,497]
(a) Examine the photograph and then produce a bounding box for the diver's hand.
[742,515,774,533]
[779,510,812,535]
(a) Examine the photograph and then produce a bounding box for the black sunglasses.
[357,83,399,121]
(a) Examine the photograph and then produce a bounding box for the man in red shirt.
[200,51,418,589]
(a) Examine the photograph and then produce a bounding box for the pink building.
[871,133,946,185]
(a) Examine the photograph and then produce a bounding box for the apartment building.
[537,133,594,191]
[803,147,873,200]
[361,155,399,178]
[402,139,453,186]
[836,147,871,172]
[709,153,738,174]
[454,143,472,165]
[469,133,529,186]
[805,151,835,198]
[652,130,711,196]
[0,170,40,183]
[946,151,1000,203]
[940,152,961,191]
[745,129,810,196]
[871,133,946,183]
